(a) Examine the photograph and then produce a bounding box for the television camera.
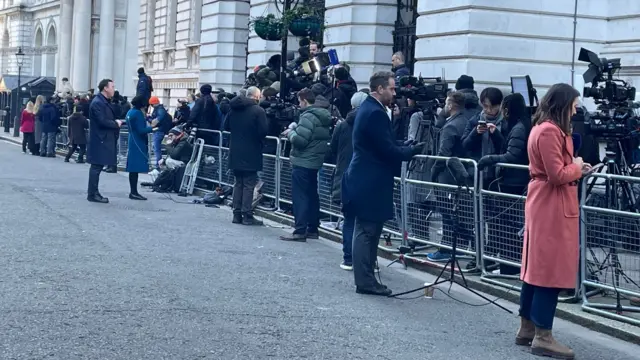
[579,47,638,139]
[396,75,449,123]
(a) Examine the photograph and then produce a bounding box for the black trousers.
[66,144,86,161]
[291,165,319,235]
[88,164,103,197]
[352,218,384,289]
[22,132,35,153]
[232,170,258,215]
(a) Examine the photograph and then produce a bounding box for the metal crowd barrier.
[193,129,281,211]
[580,172,640,326]
[478,163,528,290]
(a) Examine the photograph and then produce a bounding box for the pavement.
[0,138,639,360]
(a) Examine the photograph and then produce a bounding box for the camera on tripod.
[578,47,639,139]
[266,97,300,130]
[396,75,448,120]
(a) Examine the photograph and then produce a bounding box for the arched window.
[45,25,56,77]
[33,27,43,76]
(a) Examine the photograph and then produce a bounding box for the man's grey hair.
[393,52,405,63]
[246,86,261,98]
[369,71,395,92]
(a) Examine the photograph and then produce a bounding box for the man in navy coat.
[87,79,123,204]
[342,71,423,296]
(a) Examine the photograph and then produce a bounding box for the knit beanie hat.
[351,91,368,108]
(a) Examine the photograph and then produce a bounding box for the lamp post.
[13,47,25,137]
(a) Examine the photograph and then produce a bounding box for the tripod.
[389,175,513,314]
[583,141,640,313]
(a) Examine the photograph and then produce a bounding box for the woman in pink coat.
[517,83,591,359]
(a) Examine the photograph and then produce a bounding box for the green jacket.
[288,106,332,169]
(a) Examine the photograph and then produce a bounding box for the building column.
[71,0,92,92]
[247,0,299,76]
[97,0,115,82]
[199,0,250,91]
[323,0,396,88]
[57,0,73,89]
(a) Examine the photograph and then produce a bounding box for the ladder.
[179,138,205,195]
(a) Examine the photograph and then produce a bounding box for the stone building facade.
[138,0,640,106]
[0,0,140,96]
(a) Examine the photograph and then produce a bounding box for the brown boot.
[531,327,575,359]
[515,317,535,345]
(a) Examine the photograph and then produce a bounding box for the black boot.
[232,212,242,224]
[242,213,263,226]
[87,194,109,204]
[129,193,147,201]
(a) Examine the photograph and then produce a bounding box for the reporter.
[518,83,587,359]
[125,95,153,200]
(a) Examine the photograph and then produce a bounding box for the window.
[145,0,156,50]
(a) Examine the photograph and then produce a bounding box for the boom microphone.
[446,157,471,187]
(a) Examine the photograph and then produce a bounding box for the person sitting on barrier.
[518,83,591,359]
[428,91,476,263]
[476,93,531,274]
[280,88,332,242]
[224,86,268,226]
[342,71,424,296]
[326,90,369,271]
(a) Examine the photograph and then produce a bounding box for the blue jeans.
[40,132,56,156]
[519,282,561,330]
[342,214,355,265]
[152,131,165,169]
[291,165,319,235]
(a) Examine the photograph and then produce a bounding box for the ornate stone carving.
[115,20,126,29]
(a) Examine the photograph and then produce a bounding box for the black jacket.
[328,108,356,204]
[393,64,411,82]
[188,95,219,131]
[168,136,193,163]
[430,112,469,184]
[337,78,357,104]
[481,120,529,187]
[87,94,119,166]
[224,96,268,172]
[67,112,89,145]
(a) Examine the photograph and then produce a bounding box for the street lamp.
[13,47,25,137]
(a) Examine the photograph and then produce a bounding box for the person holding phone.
[517,83,590,359]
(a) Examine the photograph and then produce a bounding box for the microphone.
[446,157,471,188]
[571,133,582,156]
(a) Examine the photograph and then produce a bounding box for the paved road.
[0,139,638,360]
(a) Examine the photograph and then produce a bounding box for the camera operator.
[334,66,357,106]
[461,87,504,185]
[427,91,476,263]
[391,52,410,82]
[173,99,191,125]
[255,54,281,88]
[436,75,481,128]
[310,83,343,121]
[342,72,424,296]
[279,88,332,242]
[186,84,222,145]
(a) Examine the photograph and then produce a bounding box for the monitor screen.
[511,76,531,107]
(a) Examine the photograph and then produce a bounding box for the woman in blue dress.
[125,95,155,200]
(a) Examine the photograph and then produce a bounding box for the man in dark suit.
[86,79,123,204]
[342,71,424,296]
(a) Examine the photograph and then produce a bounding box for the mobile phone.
[478,120,487,127]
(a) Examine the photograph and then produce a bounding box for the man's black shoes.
[129,193,147,201]
[356,286,392,297]
[87,194,109,204]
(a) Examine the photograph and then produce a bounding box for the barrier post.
[400,161,409,247]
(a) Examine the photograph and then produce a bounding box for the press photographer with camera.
[342,72,424,296]
[279,88,332,242]
[186,84,222,145]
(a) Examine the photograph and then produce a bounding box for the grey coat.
[34,110,42,143]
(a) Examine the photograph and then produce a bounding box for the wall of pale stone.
[198,0,250,92]
[323,0,396,89]
[414,0,640,100]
